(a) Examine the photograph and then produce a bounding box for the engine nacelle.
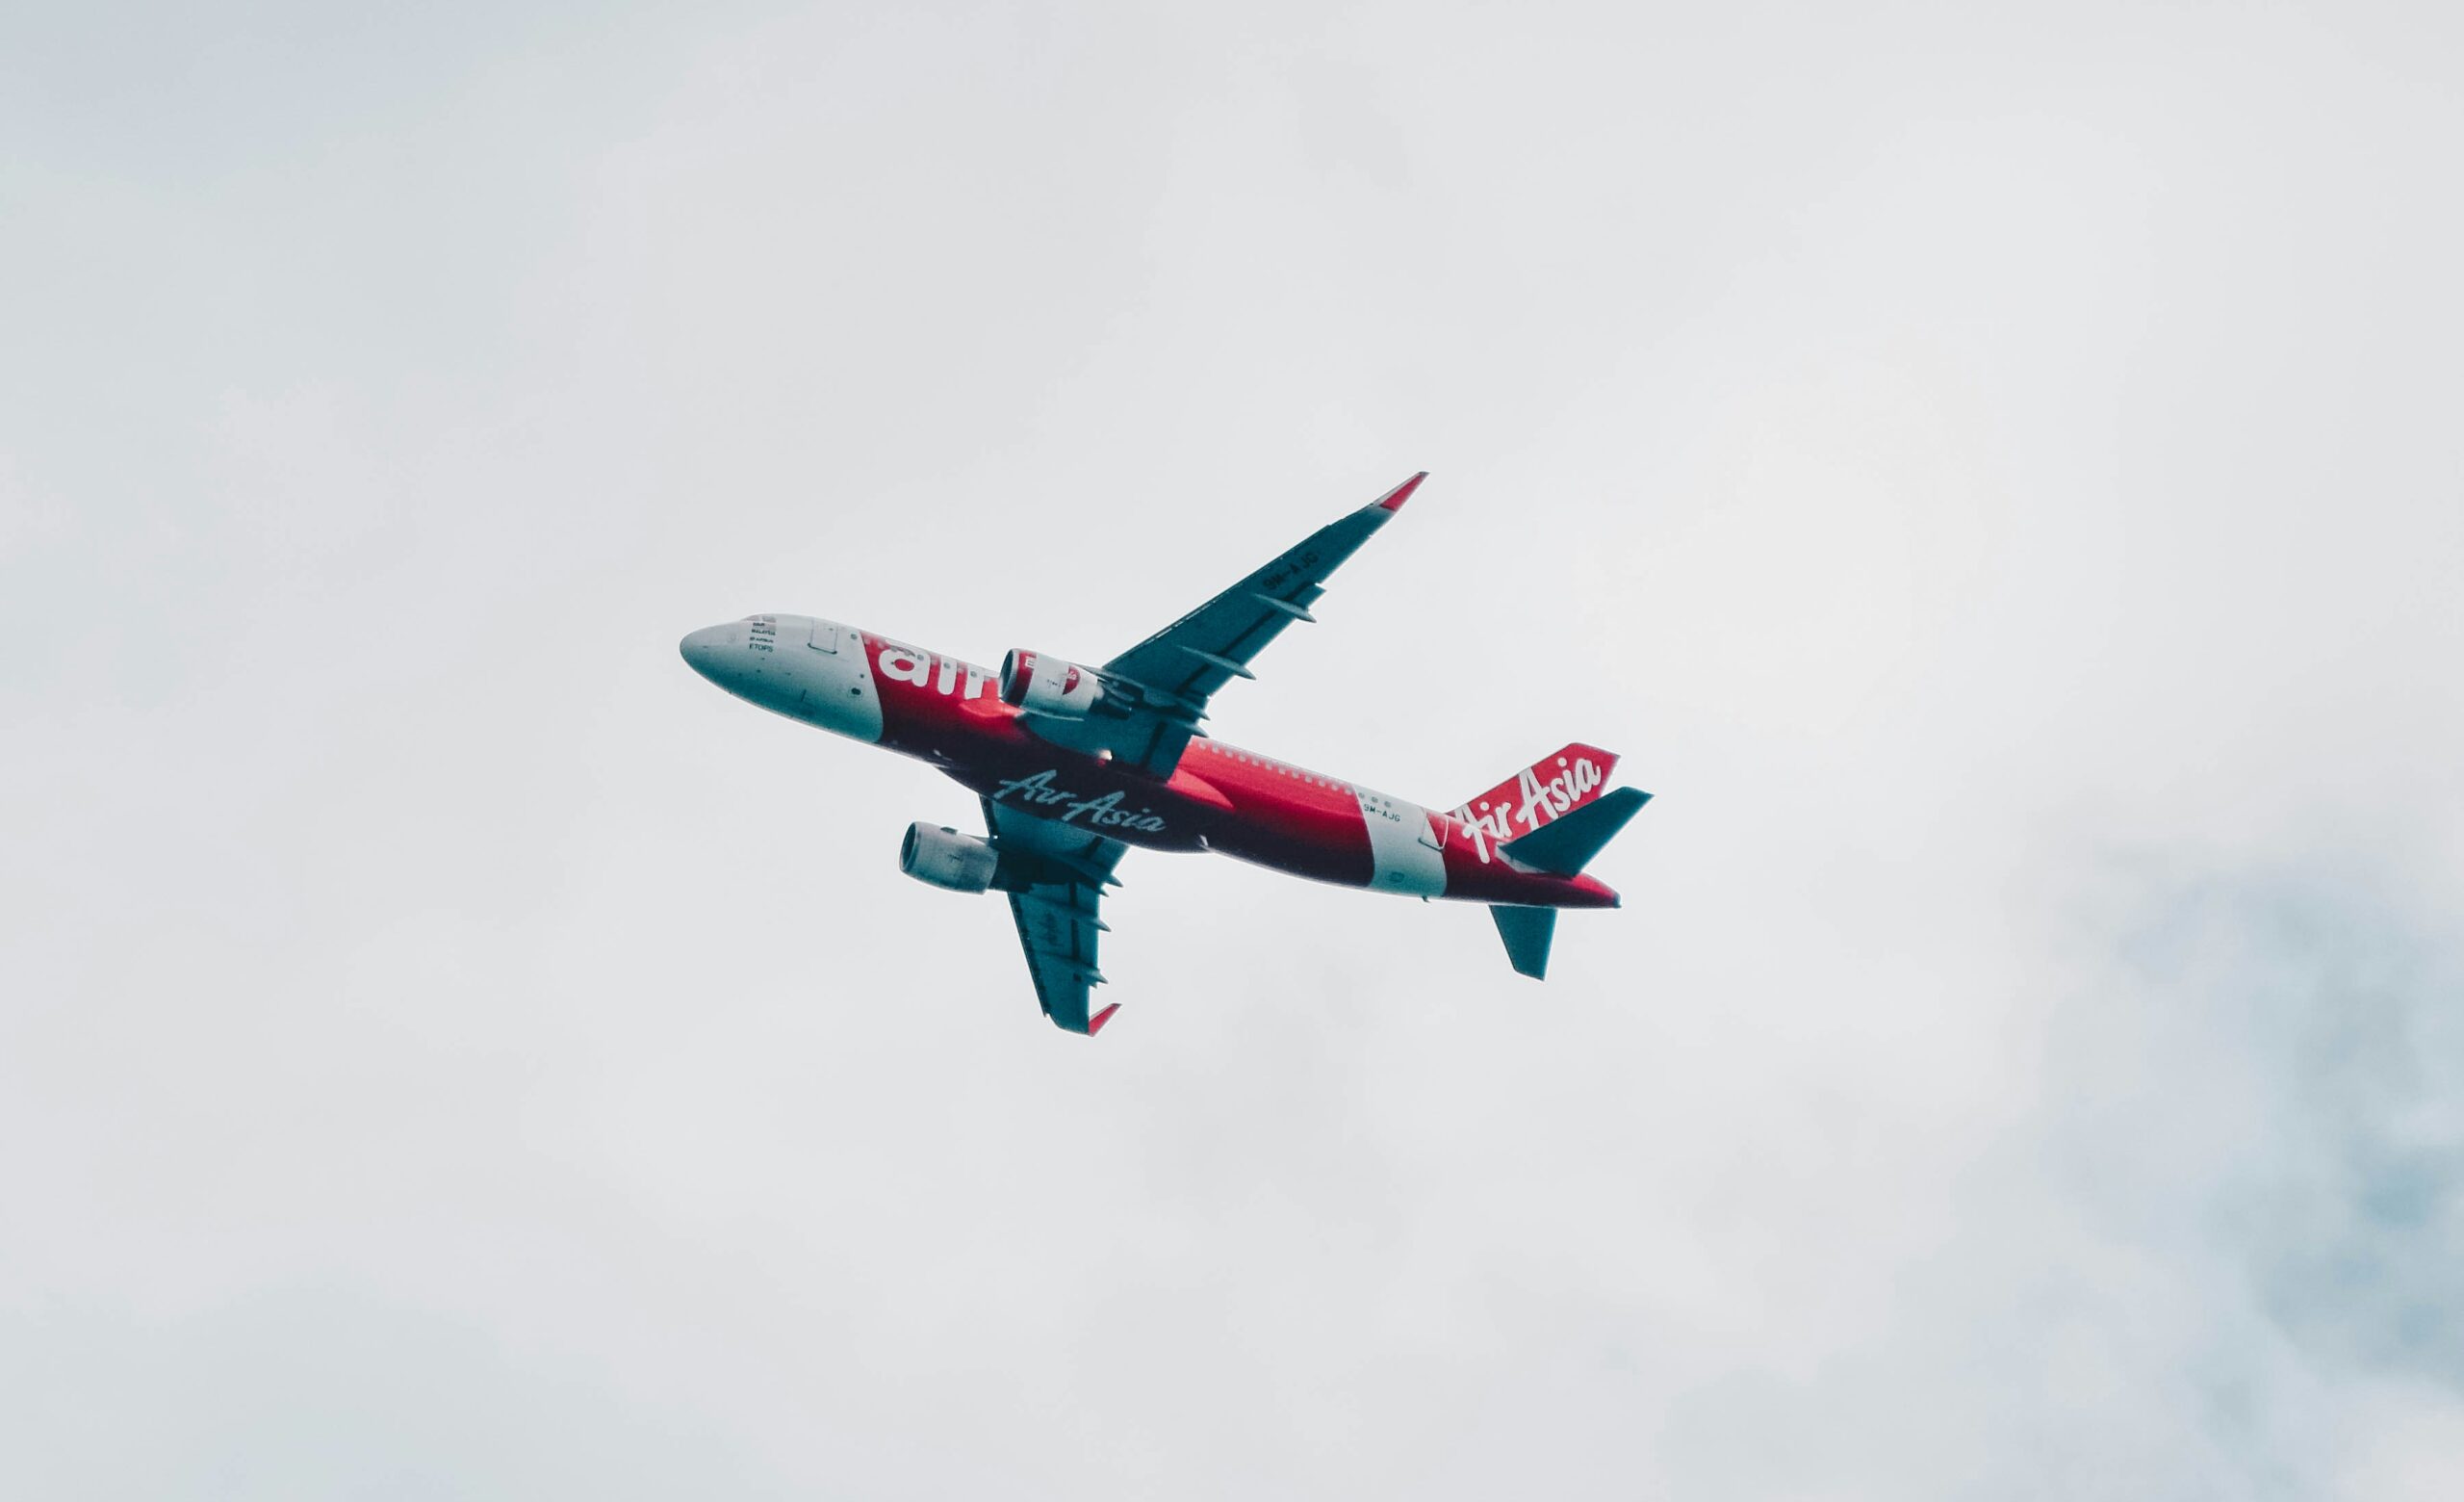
[900,821,1002,893]
[998,649,1108,719]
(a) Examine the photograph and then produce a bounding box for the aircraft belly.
[1201,796,1374,886]
[948,747,1210,853]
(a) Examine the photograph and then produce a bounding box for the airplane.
[679,473,1651,1037]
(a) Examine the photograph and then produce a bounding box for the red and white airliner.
[680,473,1650,1037]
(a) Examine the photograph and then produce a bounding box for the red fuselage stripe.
[861,633,1616,909]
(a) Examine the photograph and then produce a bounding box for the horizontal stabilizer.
[1501,786,1651,876]
[1491,906,1557,979]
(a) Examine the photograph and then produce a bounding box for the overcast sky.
[5,2,2461,1496]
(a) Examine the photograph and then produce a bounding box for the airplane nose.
[679,624,733,682]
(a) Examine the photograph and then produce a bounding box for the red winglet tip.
[1086,1003,1120,1036]
[1374,471,1428,512]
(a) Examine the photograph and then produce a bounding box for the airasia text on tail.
[1449,744,1620,863]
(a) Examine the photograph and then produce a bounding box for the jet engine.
[900,822,1002,893]
[999,649,1109,719]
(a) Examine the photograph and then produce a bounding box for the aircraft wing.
[983,796,1130,1036]
[1093,472,1425,774]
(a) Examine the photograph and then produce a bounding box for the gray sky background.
[5,2,2461,1496]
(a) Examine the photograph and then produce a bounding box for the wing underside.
[983,797,1129,1035]
[1022,473,1424,776]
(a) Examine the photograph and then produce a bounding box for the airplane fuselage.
[680,613,1619,910]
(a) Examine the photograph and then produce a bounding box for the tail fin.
[1450,743,1620,857]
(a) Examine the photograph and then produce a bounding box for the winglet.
[1086,1002,1120,1037]
[1373,471,1428,513]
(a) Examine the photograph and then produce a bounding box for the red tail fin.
[1449,743,1620,853]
